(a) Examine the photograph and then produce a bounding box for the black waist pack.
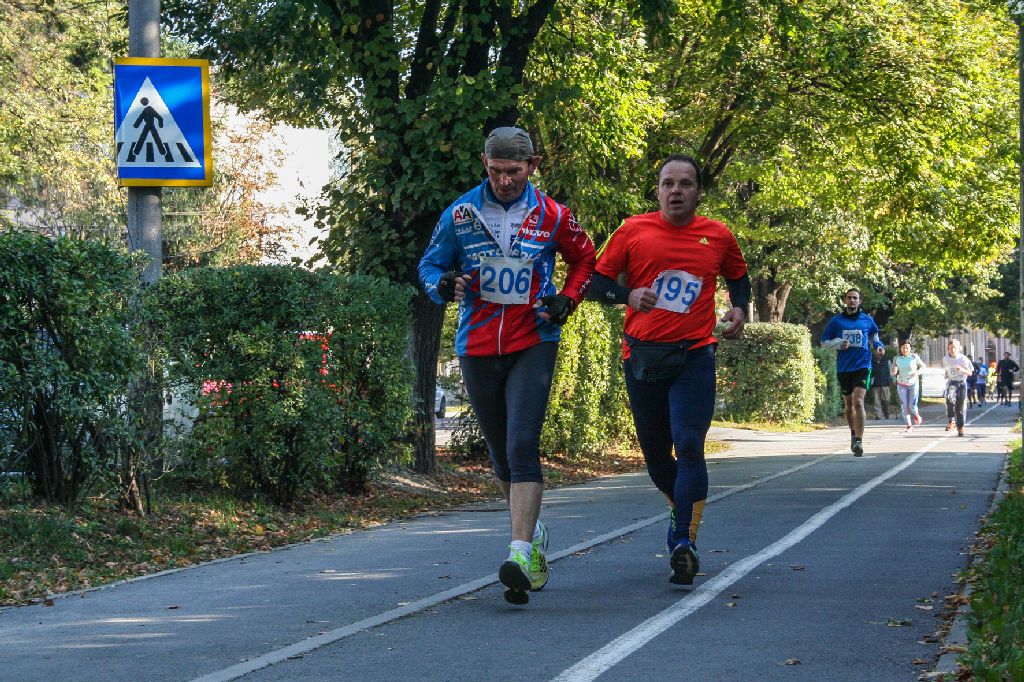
[625,334,694,383]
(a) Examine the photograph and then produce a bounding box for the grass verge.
[961,443,1024,679]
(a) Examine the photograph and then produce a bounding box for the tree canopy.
[164,0,1022,469]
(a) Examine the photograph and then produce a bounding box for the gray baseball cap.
[484,126,535,160]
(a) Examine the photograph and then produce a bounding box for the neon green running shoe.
[499,547,531,604]
[530,522,549,591]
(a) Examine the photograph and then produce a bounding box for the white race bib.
[652,270,703,314]
[478,256,532,305]
[841,329,864,348]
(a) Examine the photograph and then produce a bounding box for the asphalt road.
[0,401,1015,682]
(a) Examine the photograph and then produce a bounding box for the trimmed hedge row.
[0,231,146,505]
[0,231,413,507]
[3,232,849,508]
[812,346,843,422]
[717,322,816,424]
[542,303,632,457]
[150,265,413,503]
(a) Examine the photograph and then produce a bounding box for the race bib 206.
[478,256,532,305]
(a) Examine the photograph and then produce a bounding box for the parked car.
[435,384,447,418]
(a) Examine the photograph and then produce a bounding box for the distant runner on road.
[821,288,884,456]
[589,154,749,587]
[942,339,973,437]
[418,126,596,605]
[996,352,1019,406]
[892,342,925,432]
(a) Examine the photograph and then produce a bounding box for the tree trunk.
[895,327,915,345]
[871,303,894,341]
[752,275,792,323]
[410,290,446,474]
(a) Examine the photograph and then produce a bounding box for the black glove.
[437,271,464,303]
[539,294,575,326]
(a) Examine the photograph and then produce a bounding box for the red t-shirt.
[595,212,747,358]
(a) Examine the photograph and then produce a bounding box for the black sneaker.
[669,541,700,585]
[851,438,863,457]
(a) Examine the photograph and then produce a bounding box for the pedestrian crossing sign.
[113,57,212,187]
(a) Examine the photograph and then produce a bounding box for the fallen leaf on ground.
[784,658,800,665]
[914,605,934,611]
[789,564,805,571]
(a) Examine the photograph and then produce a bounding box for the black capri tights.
[459,342,557,483]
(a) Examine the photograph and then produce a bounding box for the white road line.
[550,438,943,682]
[191,453,839,681]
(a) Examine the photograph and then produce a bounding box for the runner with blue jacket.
[821,288,884,456]
[419,127,595,606]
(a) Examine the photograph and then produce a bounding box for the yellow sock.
[689,499,706,545]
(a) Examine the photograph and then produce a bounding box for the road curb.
[929,445,1013,678]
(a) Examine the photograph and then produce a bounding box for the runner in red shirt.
[589,154,749,586]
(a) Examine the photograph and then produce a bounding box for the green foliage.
[523,0,663,236]
[0,1,127,238]
[149,265,413,504]
[971,253,1021,345]
[542,303,632,458]
[964,445,1024,679]
[649,0,1019,322]
[717,323,815,424]
[0,231,145,505]
[812,346,842,422]
[164,0,556,280]
[447,408,487,462]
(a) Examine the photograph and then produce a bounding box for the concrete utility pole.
[127,0,161,284]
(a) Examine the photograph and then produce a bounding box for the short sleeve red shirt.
[595,211,747,357]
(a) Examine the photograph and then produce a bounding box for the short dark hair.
[844,288,861,298]
[658,154,703,189]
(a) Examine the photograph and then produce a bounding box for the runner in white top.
[941,339,973,436]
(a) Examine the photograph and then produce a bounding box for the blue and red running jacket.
[419,180,595,357]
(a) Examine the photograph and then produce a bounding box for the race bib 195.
[652,269,703,314]
[478,256,532,305]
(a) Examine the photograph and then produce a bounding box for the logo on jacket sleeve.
[699,237,709,245]
[453,205,473,225]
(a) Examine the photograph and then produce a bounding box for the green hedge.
[150,265,413,504]
[542,303,632,458]
[0,231,145,505]
[717,322,815,423]
[812,346,843,422]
